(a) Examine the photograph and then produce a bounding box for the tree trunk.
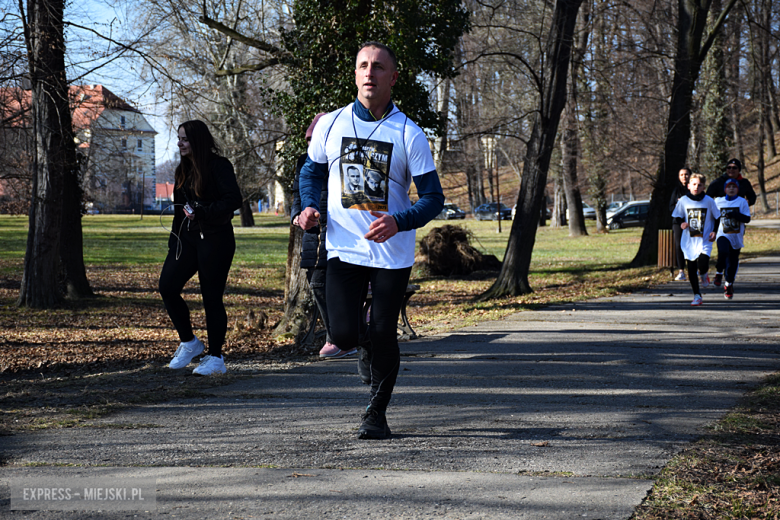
[561,3,589,237]
[433,78,451,172]
[756,99,770,213]
[17,0,69,308]
[561,104,587,236]
[479,0,584,298]
[551,172,565,228]
[60,156,93,299]
[273,224,316,343]
[630,0,739,267]
[240,199,255,227]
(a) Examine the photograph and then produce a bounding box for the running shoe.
[701,273,710,289]
[358,408,391,439]
[713,273,723,287]
[319,343,357,359]
[192,355,227,376]
[674,270,687,281]
[724,284,733,300]
[690,294,703,306]
[169,338,205,369]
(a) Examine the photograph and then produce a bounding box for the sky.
[65,0,179,167]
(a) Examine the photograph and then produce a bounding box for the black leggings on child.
[716,237,741,284]
[686,254,710,295]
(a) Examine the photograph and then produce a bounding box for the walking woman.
[669,167,691,281]
[159,120,242,375]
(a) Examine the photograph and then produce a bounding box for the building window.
[120,115,126,129]
[121,139,127,151]
[137,139,143,151]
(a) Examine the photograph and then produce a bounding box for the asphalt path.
[1,253,779,519]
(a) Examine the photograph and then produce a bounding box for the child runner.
[714,178,751,299]
[672,173,720,306]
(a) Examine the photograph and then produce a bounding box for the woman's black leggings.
[326,257,412,413]
[716,237,741,284]
[159,227,235,357]
[686,254,710,296]
[673,223,685,271]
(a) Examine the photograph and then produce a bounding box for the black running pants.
[686,254,710,295]
[716,237,741,284]
[326,257,412,413]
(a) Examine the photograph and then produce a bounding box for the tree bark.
[561,105,587,236]
[630,0,739,267]
[17,0,70,308]
[240,199,255,227]
[60,152,93,299]
[561,4,589,237]
[480,0,584,298]
[273,224,315,344]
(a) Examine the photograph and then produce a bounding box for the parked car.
[606,200,629,219]
[474,202,512,221]
[436,202,466,220]
[565,202,596,220]
[607,200,651,229]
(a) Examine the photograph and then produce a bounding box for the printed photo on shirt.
[364,169,386,201]
[342,164,364,194]
[686,207,707,237]
[340,137,392,211]
[720,207,739,234]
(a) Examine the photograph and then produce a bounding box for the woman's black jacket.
[170,156,242,246]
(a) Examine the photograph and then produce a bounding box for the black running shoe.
[357,345,372,385]
[358,408,391,439]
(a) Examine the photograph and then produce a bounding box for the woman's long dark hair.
[175,120,222,197]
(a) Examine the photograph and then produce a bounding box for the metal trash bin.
[658,229,674,267]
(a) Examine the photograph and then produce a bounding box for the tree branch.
[213,58,282,76]
[699,0,740,60]
[198,10,291,60]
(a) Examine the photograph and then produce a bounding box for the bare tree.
[481,0,584,298]
[630,0,739,267]
[16,0,76,307]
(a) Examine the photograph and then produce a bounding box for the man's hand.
[708,231,716,242]
[680,222,688,230]
[364,211,398,243]
[298,207,320,230]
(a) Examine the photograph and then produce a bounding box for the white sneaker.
[690,294,703,306]
[193,355,226,376]
[169,338,205,369]
[701,273,710,289]
[674,270,686,281]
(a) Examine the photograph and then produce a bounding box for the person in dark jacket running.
[291,113,357,359]
[706,158,757,205]
[159,120,242,376]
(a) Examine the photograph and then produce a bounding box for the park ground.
[1,215,780,518]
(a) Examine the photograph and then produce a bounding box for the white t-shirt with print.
[672,194,720,260]
[307,103,435,269]
[715,196,750,250]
